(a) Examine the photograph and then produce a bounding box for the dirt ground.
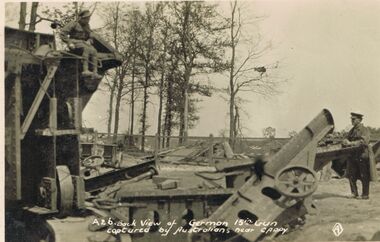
[126,166,380,242]
[40,165,380,242]
[279,178,380,241]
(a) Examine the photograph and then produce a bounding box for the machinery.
[198,110,334,242]
[44,109,337,242]
[4,26,156,241]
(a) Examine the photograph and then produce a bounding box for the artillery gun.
[44,110,339,242]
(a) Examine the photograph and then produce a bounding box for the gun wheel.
[274,165,318,198]
[82,155,104,168]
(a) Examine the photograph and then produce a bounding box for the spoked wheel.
[274,165,318,198]
[82,155,104,168]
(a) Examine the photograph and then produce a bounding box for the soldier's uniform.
[60,10,100,78]
[345,113,371,199]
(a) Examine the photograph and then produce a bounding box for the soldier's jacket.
[346,123,377,181]
[60,20,92,43]
[347,123,370,159]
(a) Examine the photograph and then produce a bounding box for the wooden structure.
[4,26,122,215]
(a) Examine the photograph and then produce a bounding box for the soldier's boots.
[349,180,359,199]
[349,180,370,199]
[361,179,370,199]
[82,71,93,77]
[347,193,358,199]
[82,59,102,79]
[92,73,103,79]
[82,60,92,76]
[92,58,102,79]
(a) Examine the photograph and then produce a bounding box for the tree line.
[17,1,283,150]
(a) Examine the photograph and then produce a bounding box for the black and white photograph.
[2,1,380,242]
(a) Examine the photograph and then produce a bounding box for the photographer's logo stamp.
[332,223,343,237]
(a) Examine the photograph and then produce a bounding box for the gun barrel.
[265,109,334,176]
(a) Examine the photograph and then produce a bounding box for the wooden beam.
[20,62,59,139]
[5,49,42,66]
[34,129,80,136]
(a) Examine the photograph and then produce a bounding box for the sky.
[3,0,380,137]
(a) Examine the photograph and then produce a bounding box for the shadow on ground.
[313,192,348,200]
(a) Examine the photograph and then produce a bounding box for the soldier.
[60,9,101,79]
[342,112,371,199]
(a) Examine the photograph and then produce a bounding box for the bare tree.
[99,3,124,139]
[168,1,228,144]
[99,8,137,141]
[103,73,117,136]
[28,2,39,32]
[39,2,99,31]
[113,68,128,139]
[162,42,181,147]
[19,3,27,30]
[136,3,163,151]
[156,33,167,149]
[104,3,122,138]
[156,5,171,149]
[263,126,276,138]
[101,6,144,143]
[126,8,144,142]
[225,0,282,147]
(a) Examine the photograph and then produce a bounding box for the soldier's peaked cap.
[79,9,91,18]
[350,111,364,119]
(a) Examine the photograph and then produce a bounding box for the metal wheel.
[82,155,104,168]
[56,165,74,217]
[274,165,318,198]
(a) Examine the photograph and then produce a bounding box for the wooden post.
[208,134,214,166]
[49,98,57,131]
[154,133,160,167]
[93,130,98,156]
[7,64,22,199]
[35,34,40,49]
[223,141,234,159]
[73,97,82,130]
